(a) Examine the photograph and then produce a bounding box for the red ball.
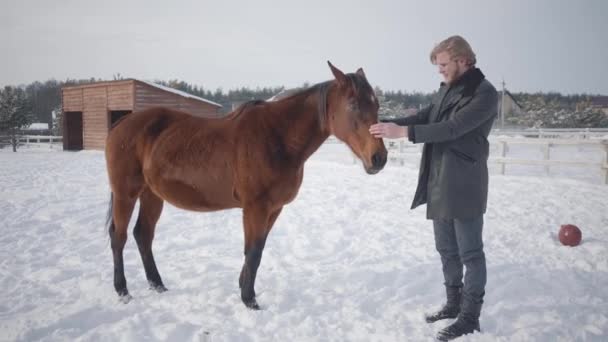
[559,224,582,247]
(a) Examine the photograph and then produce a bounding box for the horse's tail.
[106,192,114,235]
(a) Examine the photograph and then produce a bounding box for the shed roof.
[136,80,222,107]
[498,90,523,109]
[62,79,222,108]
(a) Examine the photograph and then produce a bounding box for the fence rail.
[491,128,608,139]
[491,137,608,184]
[376,135,608,184]
[0,135,63,149]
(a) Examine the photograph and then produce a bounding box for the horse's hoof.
[243,298,261,310]
[149,283,168,293]
[118,293,133,304]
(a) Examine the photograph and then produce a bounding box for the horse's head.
[326,61,387,174]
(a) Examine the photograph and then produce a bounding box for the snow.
[1,142,607,341]
[22,123,49,131]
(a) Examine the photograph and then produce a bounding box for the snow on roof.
[267,88,302,101]
[137,80,222,108]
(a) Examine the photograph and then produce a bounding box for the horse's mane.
[224,81,332,131]
[275,80,332,131]
[225,100,266,120]
[280,73,372,124]
[224,73,371,132]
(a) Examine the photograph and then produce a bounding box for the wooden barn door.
[63,111,83,150]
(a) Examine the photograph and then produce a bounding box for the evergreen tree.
[0,86,33,152]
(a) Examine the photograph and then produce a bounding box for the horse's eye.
[347,100,359,112]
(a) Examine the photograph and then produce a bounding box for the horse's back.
[105,108,195,193]
[108,107,188,143]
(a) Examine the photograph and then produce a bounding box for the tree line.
[1,78,607,151]
[0,78,442,128]
[507,92,608,128]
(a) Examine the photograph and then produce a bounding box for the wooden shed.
[61,79,223,150]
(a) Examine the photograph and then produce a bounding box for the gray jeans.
[433,215,486,304]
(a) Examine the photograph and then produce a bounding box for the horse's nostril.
[372,152,387,168]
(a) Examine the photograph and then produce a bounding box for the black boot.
[436,300,481,341]
[425,286,462,323]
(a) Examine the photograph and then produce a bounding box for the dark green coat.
[388,68,498,219]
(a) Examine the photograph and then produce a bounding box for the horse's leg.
[110,195,137,302]
[239,206,283,310]
[133,188,167,293]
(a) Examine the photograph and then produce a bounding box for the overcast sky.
[2,0,607,94]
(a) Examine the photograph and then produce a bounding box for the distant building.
[591,96,608,115]
[497,90,524,117]
[496,90,526,128]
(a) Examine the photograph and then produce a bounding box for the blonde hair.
[430,35,477,66]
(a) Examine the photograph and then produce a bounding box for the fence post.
[500,140,507,175]
[602,140,608,185]
[543,142,552,175]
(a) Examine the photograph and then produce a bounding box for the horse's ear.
[356,68,366,79]
[328,61,348,87]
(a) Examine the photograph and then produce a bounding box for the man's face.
[435,51,469,84]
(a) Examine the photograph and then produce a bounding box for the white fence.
[492,138,608,184]
[491,127,608,139]
[0,135,63,149]
[6,133,608,183]
[384,136,608,184]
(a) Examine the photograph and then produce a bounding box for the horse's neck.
[274,94,330,164]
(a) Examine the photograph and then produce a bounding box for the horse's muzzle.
[366,151,387,174]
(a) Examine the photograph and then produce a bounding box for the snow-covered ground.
[1,142,607,341]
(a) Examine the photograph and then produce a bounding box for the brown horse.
[104,62,387,309]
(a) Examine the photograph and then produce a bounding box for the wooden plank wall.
[82,87,108,150]
[134,82,220,117]
[62,88,84,112]
[107,83,134,111]
[134,82,181,112]
[181,98,223,118]
[62,81,135,150]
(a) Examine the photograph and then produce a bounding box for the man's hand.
[369,122,408,139]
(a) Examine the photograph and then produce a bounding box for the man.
[369,35,498,341]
